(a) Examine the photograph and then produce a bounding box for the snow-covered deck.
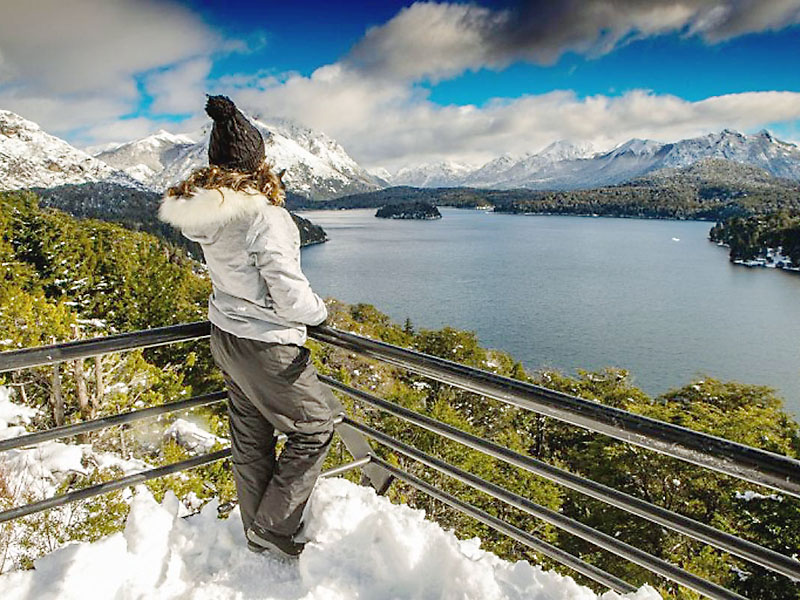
[0,477,659,600]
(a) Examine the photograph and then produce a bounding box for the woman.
[159,95,340,558]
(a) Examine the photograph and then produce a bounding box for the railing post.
[50,362,64,427]
[336,422,393,494]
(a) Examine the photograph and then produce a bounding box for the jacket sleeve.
[247,207,327,326]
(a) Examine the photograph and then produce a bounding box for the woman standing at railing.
[158,95,339,559]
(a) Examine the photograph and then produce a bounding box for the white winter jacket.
[158,187,327,345]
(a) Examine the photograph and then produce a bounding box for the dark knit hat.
[205,95,265,172]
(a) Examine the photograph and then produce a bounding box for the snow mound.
[164,418,224,454]
[0,386,37,433]
[0,477,660,600]
[0,387,147,501]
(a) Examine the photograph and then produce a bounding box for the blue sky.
[189,1,800,103]
[2,1,800,169]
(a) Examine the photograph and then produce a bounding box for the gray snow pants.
[209,324,342,537]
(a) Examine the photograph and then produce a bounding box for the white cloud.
[216,1,800,170]
[223,58,800,170]
[0,0,229,142]
[344,1,800,82]
[146,58,213,115]
[0,0,219,95]
[2,0,799,168]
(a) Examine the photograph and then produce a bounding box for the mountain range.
[388,131,800,190]
[0,110,382,200]
[2,108,800,200]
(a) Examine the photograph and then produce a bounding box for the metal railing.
[1,321,799,600]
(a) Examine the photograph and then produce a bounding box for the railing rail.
[0,321,211,373]
[371,456,638,595]
[322,376,800,581]
[3,321,798,498]
[351,420,746,600]
[2,321,798,599]
[0,391,226,454]
[310,326,800,499]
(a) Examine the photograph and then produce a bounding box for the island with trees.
[376,201,442,220]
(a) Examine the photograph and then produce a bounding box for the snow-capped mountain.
[464,141,599,188]
[0,110,136,191]
[660,129,800,177]
[386,131,800,190]
[5,106,800,197]
[90,130,197,184]
[0,108,381,200]
[391,160,476,187]
[91,116,383,200]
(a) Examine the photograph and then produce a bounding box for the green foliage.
[0,190,227,569]
[710,210,800,265]
[3,190,799,599]
[320,305,800,600]
[0,191,209,334]
[146,439,236,508]
[289,159,800,223]
[1,467,130,572]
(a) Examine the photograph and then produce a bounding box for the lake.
[298,208,800,415]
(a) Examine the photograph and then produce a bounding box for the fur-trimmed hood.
[158,187,268,233]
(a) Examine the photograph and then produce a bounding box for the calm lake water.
[298,208,800,415]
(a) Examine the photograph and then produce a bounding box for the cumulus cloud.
[0,0,228,141]
[2,0,799,165]
[215,1,800,169]
[146,58,213,115]
[345,1,800,82]
[227,62,800,169]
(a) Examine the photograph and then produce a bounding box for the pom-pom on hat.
[205,95,265,173]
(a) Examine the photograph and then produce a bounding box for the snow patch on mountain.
[386,131,800,191]
[90,130,197,184]
[392,160,477,188]
[91,116,383,200]
[0,111,136,191]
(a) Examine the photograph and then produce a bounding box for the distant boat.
[672,237,680,242]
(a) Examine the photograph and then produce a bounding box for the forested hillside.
[710,211,800,267]
[35,182,327,256]
[297,160,800,223]
[1,191,798,598]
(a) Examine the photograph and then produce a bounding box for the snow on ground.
[0,477,660,600]
[1,386,660,599]
[0,386,37,436]
[164,418,225,454]
[0,387,147,502]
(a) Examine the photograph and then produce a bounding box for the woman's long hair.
[166,161,286,206]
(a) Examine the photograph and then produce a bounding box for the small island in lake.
[376,201,442,220]
[292,213,328,246]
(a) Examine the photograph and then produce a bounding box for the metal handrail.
[0,391,226,454]
[0,449,368,525]
[322,376,800,580]
[346,418,747,600]
[0,321,211,373]
[310,325,800,498]
[1,321,797,597]
[370,456,638,595]
[3,321,797,498]
[0,449,230,524]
